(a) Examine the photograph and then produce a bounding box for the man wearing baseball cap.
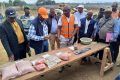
[0,8,29,61]
[74,5,87,22]
[28,7,49,54]
[97,7,119,63]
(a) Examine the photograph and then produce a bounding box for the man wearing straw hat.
[73,5,87,43]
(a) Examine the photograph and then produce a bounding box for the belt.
[51,33,57,34]
[19,41,26,45]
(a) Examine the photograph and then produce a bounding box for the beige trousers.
[49,34,60,50]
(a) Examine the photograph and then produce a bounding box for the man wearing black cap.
[0,8,29,61]
[20,6,34,35]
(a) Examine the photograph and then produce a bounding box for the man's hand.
[91,36,95,41]
[27,50,31,57]
[9,55,14,61]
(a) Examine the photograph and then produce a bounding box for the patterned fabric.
[28,21,48,41]
[20,15,34,34]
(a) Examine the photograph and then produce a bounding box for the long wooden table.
[0,42,114,80]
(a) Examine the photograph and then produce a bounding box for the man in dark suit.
[78,11,96,42]
[0,8,29,61]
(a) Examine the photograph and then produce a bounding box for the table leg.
[100,47,114,77]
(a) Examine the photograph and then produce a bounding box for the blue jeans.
[115,73,120,80]
[30,40,48,54]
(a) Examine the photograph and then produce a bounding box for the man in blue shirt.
[78,11,96,41]
[117,13,120,43]
[112,10,120,63]
[47,8,60,50]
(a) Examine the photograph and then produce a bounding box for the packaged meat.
[31,58,46,66]
[35,58,46,65]
[56,52,70,61]
[33,64,46,71]
[15,60,35,75]
[59,53,70,61]
[2,64,20,80]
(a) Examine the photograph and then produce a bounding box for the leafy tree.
[36,0,56,6]
[9,0,13,6]
[13,0,26,6]
[37,0,44,2]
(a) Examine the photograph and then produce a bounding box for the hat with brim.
[105,7,112,12]
[38,7,48,19]
[41,14,48,19]
[77,5,84,8]
[5,8,16,18]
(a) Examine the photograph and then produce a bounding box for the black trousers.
[110,42,119,63]
[96,39,108,60]
[14,42,27,60]
[73,33,78,44]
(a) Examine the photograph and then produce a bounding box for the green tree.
[36,0,44,6]
[37,0,44,2]
[9,0,13,6]
[36,0,55,6]
[13,0,26,6]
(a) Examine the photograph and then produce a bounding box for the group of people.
[0,2,120,64]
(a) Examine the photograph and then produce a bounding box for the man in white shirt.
[78,11,96,43]
[74,5,87,21]
[57,6,79,48]
[74,5,87,43]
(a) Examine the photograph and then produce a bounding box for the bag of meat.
[33,64,46,71]
[2,64,20,80]
[31,58,46,66]
[56,52,71,61]
[15,60,35,75]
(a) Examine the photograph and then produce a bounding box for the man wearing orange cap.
[28,7,49,54]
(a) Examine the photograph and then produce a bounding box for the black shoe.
[59,66,65,73]
[66,64,71,67]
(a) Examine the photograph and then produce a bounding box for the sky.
[0,0,120,4]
